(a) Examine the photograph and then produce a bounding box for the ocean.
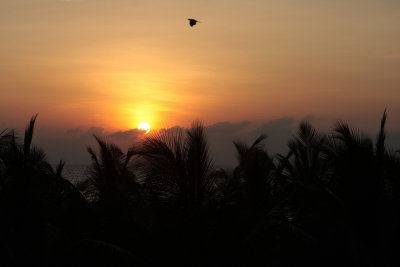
[62,164,87,184]
[61,164,235,184]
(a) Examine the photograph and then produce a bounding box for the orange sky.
[1,0,400,133]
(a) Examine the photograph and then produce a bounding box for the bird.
[187,18,199,27]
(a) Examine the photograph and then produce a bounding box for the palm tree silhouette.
[227,134,275,211]
[325,110,399,266]
[249,122,350,267]
[0,115,89,266]
[137,120,214,212]
[81,136,140,223]
[85,136,139,196]
[133,121,222,266]
[2,112,400,266]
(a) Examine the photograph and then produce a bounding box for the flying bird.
[188,18,199,27]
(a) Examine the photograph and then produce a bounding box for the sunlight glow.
[138,122,151,134]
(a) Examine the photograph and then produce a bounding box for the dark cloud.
[34,126,140,165]
[254,118,294,135]
[108,129,144,141]
[206,119,296,168]
[166,126,186,132]
[387,132,400,151]
[300,115,336,132]
[147,126,186,139]
[66,128,82,135]
[27,119,400,169]
[252,118,295,154]
[81,127,105,139]
[207,121,251,135]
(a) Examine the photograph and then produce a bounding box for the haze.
[1,0,400,164]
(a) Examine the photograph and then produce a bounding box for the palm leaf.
[55,160,65,177]
[23,114,37,156]
[376,109,387,160]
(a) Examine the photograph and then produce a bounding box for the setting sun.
[138,122,151,134]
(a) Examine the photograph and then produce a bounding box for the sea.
[60,163,235,185]
[61,164,87,184]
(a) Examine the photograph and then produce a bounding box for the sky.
[1,0,400,165]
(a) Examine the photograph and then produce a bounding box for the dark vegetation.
[1,112,400,266]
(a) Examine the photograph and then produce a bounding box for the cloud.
[80,127,105,139]
[108,129,144,141]
[33,126,141,165]
[387,132,400,152]
[66,128,82,134]
[205,118,296,168]
[254,118,294,134]
[207,121,251,135]
[40,120,296,167]
[29,118,400,169]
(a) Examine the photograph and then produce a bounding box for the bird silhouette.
[188,18,199,27]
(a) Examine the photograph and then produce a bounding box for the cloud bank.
[27,117,400,168]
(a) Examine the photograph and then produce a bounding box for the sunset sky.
[1,0,400,164]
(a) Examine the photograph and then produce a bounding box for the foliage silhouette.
[1,112,400,266]
[136,120,215,212]
[0,115,89,266]
[231,134,275,209]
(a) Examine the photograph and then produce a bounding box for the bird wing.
[188,19,198,27]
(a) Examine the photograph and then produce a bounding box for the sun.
[138,122,151,134]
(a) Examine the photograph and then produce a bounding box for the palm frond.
[186,120,212,176]
[23,114,37,156]
[250,134,268,149]
[136,120,215,210]
[233,140,249,163]
[185,120,214,204]
[376,109,387,159]
[87,147,100,171]
[234,134,268,164]
[284,121,331,186]
[0,128,12,144]
[55,160,65,177]
[334,121,374,154]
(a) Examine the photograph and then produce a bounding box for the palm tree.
[80,136,140,224]
[328,120,377,211]
[224,134,275,211]
[270,121,342,228]
[0,115,53,182]
[133,121,221,266]
[325,111,396,266]
[86,136,138,194]
[136,120,215,212]
[255,121,350,266]
[0,115,89,266]
[0,115,59,222]
[283,121,331,187]
[0,128,12,183]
